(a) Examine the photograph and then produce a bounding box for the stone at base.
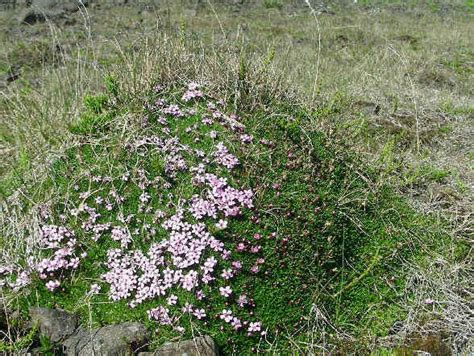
[138,336,219,356]
[62,322,148,356]
[29,307,78,343]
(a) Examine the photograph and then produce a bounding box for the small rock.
[19,0,88,24]
[19,8,56,24]
[29,307,78,343]
[139,336,219,356]
[63,322,148,356]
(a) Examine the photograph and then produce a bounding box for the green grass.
[263,0,283,10]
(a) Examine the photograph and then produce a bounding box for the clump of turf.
[1,79,453,353]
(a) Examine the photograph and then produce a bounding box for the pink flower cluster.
[213,142,239,169]
[205,173,253,217]
[182,82,203,102]
[36,225,81,291]
[103,207,233,307]
[188,174,252,220]
[162,104,183,117]
[111,227,132,248]
[188,197,217,220]
[148,305,173,325]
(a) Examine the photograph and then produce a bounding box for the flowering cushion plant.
[0,80,439,354]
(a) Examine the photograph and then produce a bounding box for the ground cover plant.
[1,76,466,353]
[0,0,472,354]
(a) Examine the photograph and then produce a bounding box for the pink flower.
[202,274,215,284]
[248,321,262,333]
[231,317,242,330]
[188,82,200,90]
[236,243,246,252]
[219,309,233,323]
[221,250,231,260]
[193,308,206,320]
[148,306,172,325]
[202,117,213,125]
[237,294,248,307]
[232,261,242,270]
[182,83,203,102]
[45,280,60,292]
[90,283,101,295]
[219,286,232,297]
[215,219,228,230]
[139,192,150,204]
[250,265,260,274]
[182,89,203,102]
[182,270,198,291]
[18,83,263,335]
[189,197,217,220]
[221,269,234,280]
[250,245,261,253]
[162,104,182,117]
[182,302,194,313]
[157,116,167,125]
[240,134,253,144]
[167,295,178,305]
[203,256,217,271]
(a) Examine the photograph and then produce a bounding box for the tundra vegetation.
[0,0,472,354]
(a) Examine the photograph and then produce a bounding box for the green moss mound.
[2,81,453,354]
